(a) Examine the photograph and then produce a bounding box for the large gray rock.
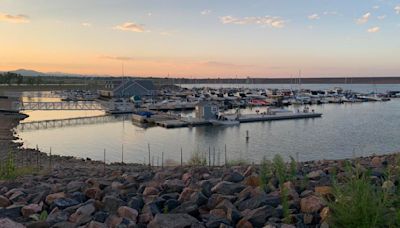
[190,191,208,206]
[171,201,199,217]
[0,218,25,228]
[102,195,126,213]
[235,194,281,211]
[162,179,185,193]
[46,210,70,226]
[148,213,200,228]
[241,205,277,227]
[211,181,245,195]
[223,171,244,183]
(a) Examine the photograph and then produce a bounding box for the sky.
[1,0,400,78]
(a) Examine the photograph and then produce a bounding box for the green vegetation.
[0,149,36,180]
[39,210,48,221]
[227,158,249,166]
[272,154,289,185]
[281,186,291,224]
[258,154,298,224]
[328,161,400,228]
[260,156,272,191]
[187,151,207,166]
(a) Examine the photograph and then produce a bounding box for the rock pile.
[0,152,395,228]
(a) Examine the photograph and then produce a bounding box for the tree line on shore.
[0,72,43,86]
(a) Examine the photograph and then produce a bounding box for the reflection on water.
[16,100,400,164]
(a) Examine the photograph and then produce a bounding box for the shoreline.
[3,111,399,167]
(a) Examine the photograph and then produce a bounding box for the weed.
[328,164,396,228]
[281,186,291,224]
[39,210,48,221]
[187,151,207,166]
[260,156,272,191]
[0,149,37,180]
[273,154,287,186]
[227,158,249,166]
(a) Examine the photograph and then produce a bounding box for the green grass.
[227,158,249,166]
[0,150,37,180]
[328,162,400,228]
[272,154,288,186]
[187,151,207,166]
[260,156,272,191]
[281,186,291,224]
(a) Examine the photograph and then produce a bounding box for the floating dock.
[233,112,322,123]
[136,112,322,129]
[156,119,210,128]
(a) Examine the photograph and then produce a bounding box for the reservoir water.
[15,84,400,164]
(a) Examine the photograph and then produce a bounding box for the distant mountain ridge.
[1,69,103,77]
[10,69,47,76]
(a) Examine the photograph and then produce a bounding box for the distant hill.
[10,69,47,76]
[3,69,89,77]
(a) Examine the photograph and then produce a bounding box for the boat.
[210,114,240,126]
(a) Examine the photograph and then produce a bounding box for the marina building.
[98,79,156,98]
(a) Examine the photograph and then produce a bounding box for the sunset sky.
[1,0,400,78]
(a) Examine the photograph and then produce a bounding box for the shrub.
[328,164,397,227]
[273,154,287,186]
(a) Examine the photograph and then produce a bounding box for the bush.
[328,164,399,227]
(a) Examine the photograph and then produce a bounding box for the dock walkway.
[150,112,322,128]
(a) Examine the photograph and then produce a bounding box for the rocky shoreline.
[0,113,399,227]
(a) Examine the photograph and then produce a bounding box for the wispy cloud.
[99,55,135,61]
[367,26,380,33]
[372,5,380,10]
[0,13,30,23]
[395,5,400,14]
[356,12,371,24]
[113,22,146,32]
[220,15,285,28]
[81,22,92,27]
[308,14,320,20]
[377,15,386,20]
[201,10,211,15]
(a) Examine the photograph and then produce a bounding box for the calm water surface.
[17,100,400,164]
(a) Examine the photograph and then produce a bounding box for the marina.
[2,83,400,164]
[14,90,400,164]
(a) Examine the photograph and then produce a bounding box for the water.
[15,84,400,164]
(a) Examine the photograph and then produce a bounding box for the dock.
[133,111,322,129]
[234,112,322,123]
[156,119,210,128]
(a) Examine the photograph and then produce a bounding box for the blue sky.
[1,0,399,77]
